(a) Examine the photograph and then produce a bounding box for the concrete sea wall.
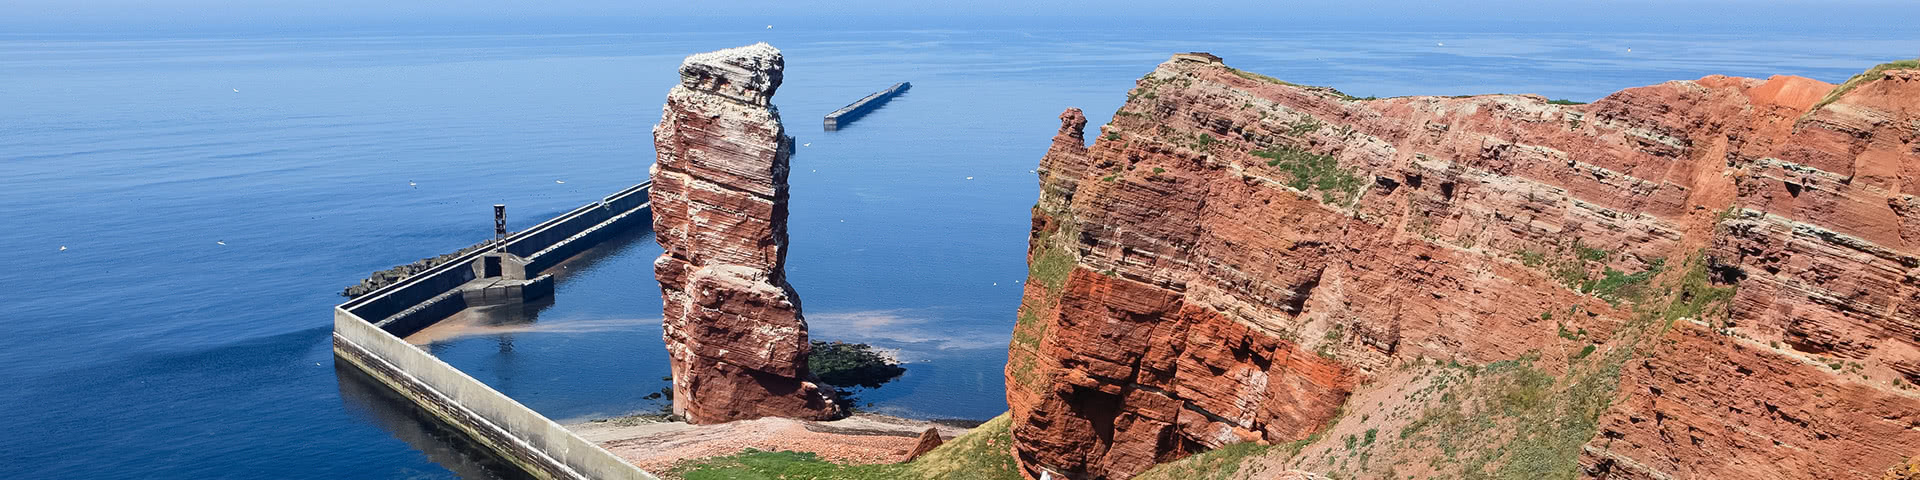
[333,182,657,480]
[823,82,910,130]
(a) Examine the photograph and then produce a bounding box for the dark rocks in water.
[808,340,906,389]
[807,340,907,413]
[340,239,498,298]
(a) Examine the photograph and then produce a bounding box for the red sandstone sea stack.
[650,43,839,424]
[1007,54,1920,479]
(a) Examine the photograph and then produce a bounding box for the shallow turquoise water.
[3,23,1915,478]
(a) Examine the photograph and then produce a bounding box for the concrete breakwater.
[333,181,658,480]
[823,82,910,130]
[342,240,495,298]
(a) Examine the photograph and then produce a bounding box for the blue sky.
[5,1,1918,34]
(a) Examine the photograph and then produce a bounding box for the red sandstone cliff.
[650,43,839,424]
[1006,54,1920,479]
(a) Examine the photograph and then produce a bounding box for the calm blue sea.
[3,20,1915,479]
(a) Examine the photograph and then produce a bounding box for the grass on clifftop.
[1225,67,1365,101]
[667,414,1022,480]
[1135,441,1279,480]
[1811,59,1919,112]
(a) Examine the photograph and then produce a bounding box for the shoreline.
[566,412,980,474]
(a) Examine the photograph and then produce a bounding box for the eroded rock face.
[650,43,838,424]
[1006,55,1920,479]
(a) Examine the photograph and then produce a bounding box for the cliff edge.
[1007,54,1920,479]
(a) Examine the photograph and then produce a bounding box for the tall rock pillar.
[649,43,839,424]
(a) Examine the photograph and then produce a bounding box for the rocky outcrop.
[1006,54,1920,479]
[650,43,838,424]
[903,427,945,462]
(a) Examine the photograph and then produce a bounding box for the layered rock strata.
[1006,54,1920,479]
[650,43,838,424]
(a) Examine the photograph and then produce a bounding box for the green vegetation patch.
[1546,99,1587,105]
[1030,241,1077,295]
[1252,146,1365,206]
[1384,343,1631,479]
[1224,66,1364,101]
[1812,59,1920,112]
[1573,241,1610,262]
[1570,344,1597,362]
[1135,441,1276,480]
[1515,240,1663,306]
[1285,116,1323,137]
[1661,254,1738,325]
[1009,210,1081,389]
[670,414,1023,480]
[1582,260,1662,304]
[1259,249,1738,480]
[1387,251,1735,479]
[1228,67,1302,87]
[1518,249,1548,267]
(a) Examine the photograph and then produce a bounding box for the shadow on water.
[405,225,655,346]
[334,360,535,480]
[539,224,656,283]
[334,225,660,478]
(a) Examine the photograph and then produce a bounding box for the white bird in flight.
[803,142,811,146]
[555,180,566,184]
[766,25,773,29]
[408,180,417,188]
[232,88,239,93]
[966,176,974,180]
[216,240,226,245]
[58,246,67,251]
